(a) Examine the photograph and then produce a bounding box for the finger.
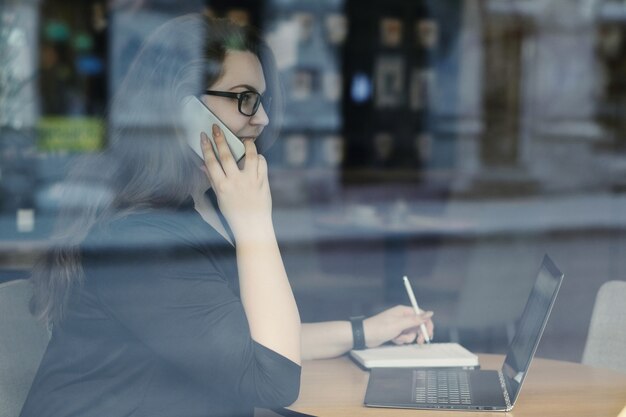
[416,316,434,342]
[199,164,215,189]
[405,331,419,344]
[398,305,419,316]
[416,315,435,338]
[257,154,268,180]
[397,332,418,345]
[397,305,428,317]
[243,138,259,171]
[418,322,434,344]
[426,319,435,339]
[212,124,238,175]
[395,311,434,332]
[200,132,225,182]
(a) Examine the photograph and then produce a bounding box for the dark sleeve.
[86,217,301,407]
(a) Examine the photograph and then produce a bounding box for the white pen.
[402,275,431,344]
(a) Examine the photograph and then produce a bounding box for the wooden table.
[282,354,626,417]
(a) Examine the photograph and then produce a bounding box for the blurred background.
[2,0,626,364]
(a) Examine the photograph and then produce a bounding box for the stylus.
[402,276,431,344]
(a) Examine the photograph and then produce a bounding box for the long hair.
[30,14,284,326]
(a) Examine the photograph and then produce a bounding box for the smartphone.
[180,95,246,162]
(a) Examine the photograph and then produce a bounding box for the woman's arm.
[302,305,434,360]
[202,128,301,365]
[236,221,301,364]
[301,321,352,360]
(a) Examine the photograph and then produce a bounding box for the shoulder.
[83,209,208,258]
[110,210,196,241]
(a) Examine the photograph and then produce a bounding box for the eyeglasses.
[203,90,272,117]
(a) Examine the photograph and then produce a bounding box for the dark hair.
[30,14,284,325]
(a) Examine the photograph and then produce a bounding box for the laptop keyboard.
[412,370,472,405]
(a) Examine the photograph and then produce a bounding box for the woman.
[21,14,433,417]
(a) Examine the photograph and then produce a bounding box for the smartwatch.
[349,315,366,350]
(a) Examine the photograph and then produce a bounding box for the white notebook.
[350,343,479,369]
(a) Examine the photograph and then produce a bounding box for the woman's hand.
[200,125,272,237]
[363,305,434,348]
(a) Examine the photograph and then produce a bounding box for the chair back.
[0,280,50,417]
[582,280,626,373]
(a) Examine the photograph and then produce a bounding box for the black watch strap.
[350,315,366,350]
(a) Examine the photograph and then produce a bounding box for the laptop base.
[364,368,509,411]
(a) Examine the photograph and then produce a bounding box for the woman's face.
[202,50,270,143]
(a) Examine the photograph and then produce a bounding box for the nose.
[250,103,269,127]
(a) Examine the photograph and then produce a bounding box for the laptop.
[364,254,564,412]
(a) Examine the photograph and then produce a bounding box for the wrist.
[231,217,275,242]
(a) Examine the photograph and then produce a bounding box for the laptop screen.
[501,255,564,404]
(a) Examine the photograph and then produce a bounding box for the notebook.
[350,342,479,369]
[363,254,564,411]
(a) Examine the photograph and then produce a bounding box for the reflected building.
[2,0,626,362]
[452,0,621,196]
[0,0,39,217]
